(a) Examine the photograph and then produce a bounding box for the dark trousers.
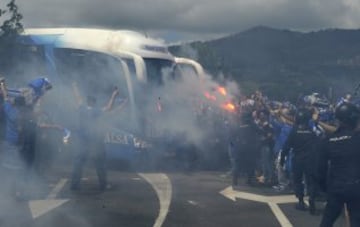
[243,150,257,184]
[71,140,107,188]
[231,159,240,186]
[292,158,317,200]
[320,192,360,227]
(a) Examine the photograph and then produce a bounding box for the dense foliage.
[170,26,360,101]
[0,0,23,39]
[0,0,23,74]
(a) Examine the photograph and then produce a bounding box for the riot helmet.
[335,102,360,127]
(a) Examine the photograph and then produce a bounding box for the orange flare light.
[222,102,236,112]
[217,86,227,96]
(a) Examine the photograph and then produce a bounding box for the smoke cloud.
[13,0,360,42]
[0,40,241,226]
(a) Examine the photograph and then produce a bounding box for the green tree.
[0,0,23,40]
[0,0,23,73]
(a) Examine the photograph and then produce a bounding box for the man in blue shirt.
[2,97,27,169]
[0,80,28,200]
[70,82,119,191]
[269,107,294,191]
[1,79,26,167]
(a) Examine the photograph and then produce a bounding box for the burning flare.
[204,91,217,101]
[222,102,236,112]
[217,86,227,96]
[203,86,236,113]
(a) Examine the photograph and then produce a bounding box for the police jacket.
[281,124,319,163]
[318,127,360,193]
[238,112,259,154]
[239,122,258,148]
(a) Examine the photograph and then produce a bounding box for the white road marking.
[47,178,68,199]
[220,186,298,203]
[29,199,69,219]
[220,186,298,227]
[139,173,172,227]
[267,195,298,204]
[268,202,293,227]
[29,178,69,219]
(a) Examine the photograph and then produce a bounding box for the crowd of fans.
[229,91,336,187]
[0,76,120,199]
[226,89,360,225]
[0,73,359,226]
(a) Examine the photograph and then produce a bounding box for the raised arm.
[103,87,119,112]
[317,121,337,134]
[312,107,337,134]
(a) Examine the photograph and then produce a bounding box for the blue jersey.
[3,101,20,144]
[270,116,292,154]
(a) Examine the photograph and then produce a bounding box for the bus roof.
[20,28,175,61]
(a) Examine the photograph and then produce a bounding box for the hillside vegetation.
[170,26,360,101]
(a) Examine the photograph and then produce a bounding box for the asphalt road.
[0,167,348,227]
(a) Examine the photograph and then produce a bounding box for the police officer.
[318,102,360,227]
[233,108,259,186]
[281,108,319,214]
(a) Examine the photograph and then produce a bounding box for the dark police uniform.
[281,123,319,212]
[233,111,259,186]
[318,126,360,227]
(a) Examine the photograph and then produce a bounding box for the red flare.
[204,91,216,101]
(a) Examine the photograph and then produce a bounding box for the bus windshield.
[143,58,181,85]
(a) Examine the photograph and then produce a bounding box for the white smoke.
[0,39,243,225]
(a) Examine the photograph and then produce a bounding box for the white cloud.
[12,0,360,42]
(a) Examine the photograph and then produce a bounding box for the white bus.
[10,28,205,163]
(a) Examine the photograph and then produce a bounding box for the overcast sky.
[8,0,360,43]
